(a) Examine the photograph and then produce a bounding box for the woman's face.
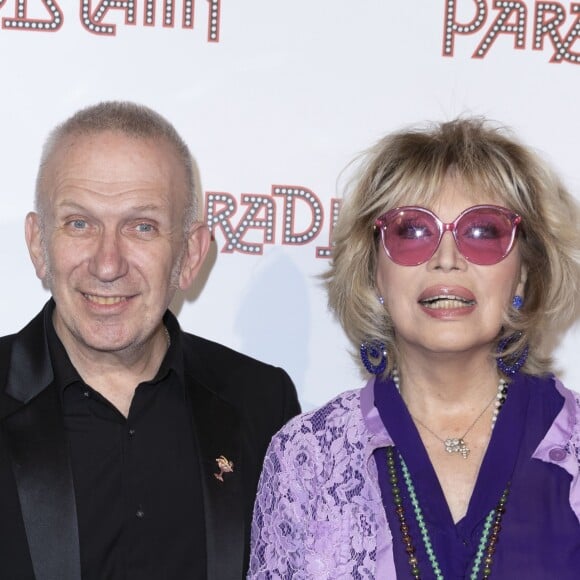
[375,174,526,362]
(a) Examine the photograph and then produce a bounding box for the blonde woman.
[249,118,580,578]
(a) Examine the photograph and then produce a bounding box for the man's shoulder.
[0,319,36,347]
[0,331,17,350]
[179,331,301,438]
[180,331,285,377]
[0,334,16,402]
[179,331,298,406]
[0,306,47,352]
[0,308,52,411]
[0,316,42,379]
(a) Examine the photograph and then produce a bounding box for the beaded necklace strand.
[386,446,510,579]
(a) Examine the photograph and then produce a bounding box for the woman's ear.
[516,262,528,299]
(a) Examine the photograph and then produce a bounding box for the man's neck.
[59,325,170,417]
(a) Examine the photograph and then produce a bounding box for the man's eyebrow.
[125,204,164,214]
[55,200,164,213]
[54,200,87,212]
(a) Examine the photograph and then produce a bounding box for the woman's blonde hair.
[326,117,580,376]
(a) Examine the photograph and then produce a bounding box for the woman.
[249,118,580,578]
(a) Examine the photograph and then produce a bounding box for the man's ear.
[25,212,48,280]
[178,223,211,290]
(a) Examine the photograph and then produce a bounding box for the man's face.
[26,130,207,358]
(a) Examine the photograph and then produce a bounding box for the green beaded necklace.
[386,446,510,579]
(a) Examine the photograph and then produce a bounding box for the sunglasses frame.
[374,204,522,266]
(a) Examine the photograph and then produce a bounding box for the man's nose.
[88,229,129,282]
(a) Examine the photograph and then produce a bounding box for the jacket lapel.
[188,379,244,580]
[2,304,81,580]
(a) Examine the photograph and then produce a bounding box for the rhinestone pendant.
[444,437,470,459]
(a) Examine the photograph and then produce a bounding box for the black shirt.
[49,313,207,580]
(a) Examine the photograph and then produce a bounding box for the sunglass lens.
[383,209,439,265]
[455,208,515,265]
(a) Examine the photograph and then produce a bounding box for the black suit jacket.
[0,303,300,580]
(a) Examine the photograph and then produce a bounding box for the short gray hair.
[35,101,198,230]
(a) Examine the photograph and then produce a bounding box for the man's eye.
[136,223,155,233]
[70,219,87,229]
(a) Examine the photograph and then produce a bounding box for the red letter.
[143,0,194,29]
[555,3,580,63]
[2,0,63,32]
[473,1,527,58]
[273,185,323,246]
[205,191,238,252]
[442,0,488,56]
[316,198,341,259]
[207,0,220,41]
[206,192,276,255]
[534,3,566,51]
[80,0,136,36]
[535,2,580,63]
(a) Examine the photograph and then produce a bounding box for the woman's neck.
[395,350,501,413]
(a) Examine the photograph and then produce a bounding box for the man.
[0,102,300,580]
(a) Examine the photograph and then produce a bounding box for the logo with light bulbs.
[443,0,580,64]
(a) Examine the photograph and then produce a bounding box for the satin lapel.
[4,304,54,405]
[3,385,81,580]
[189,381,244,580]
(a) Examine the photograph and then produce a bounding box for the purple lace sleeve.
[248,390,383,579]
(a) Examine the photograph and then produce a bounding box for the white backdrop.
[0,0,578,410]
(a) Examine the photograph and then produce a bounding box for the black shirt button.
[128,428,136,437]
[82,391,90,398]
[136,509,145,519]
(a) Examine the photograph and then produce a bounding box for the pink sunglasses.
[374,205,522,266]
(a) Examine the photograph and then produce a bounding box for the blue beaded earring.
[511,295,523,310]
[360,340,387,375]
[496,295,528,376]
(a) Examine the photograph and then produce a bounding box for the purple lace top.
[249,375,580,578]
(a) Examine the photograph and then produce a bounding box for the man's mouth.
[419,295,476,310]
[84,294,128,305]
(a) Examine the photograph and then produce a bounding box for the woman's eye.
[396,220,433,240]
[465,223,500,240]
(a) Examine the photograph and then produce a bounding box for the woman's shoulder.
[530,374,580,463]
[522,372,579,404]
[269,387,369,455]
[280,388,363,432]
[552,375,580,398]
[547,374,580,415]
[260,387,378,508]
[552,377,580,440]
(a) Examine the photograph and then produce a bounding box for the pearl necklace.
[392,369,508,459]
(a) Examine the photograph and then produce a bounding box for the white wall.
[0,0,578,409]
